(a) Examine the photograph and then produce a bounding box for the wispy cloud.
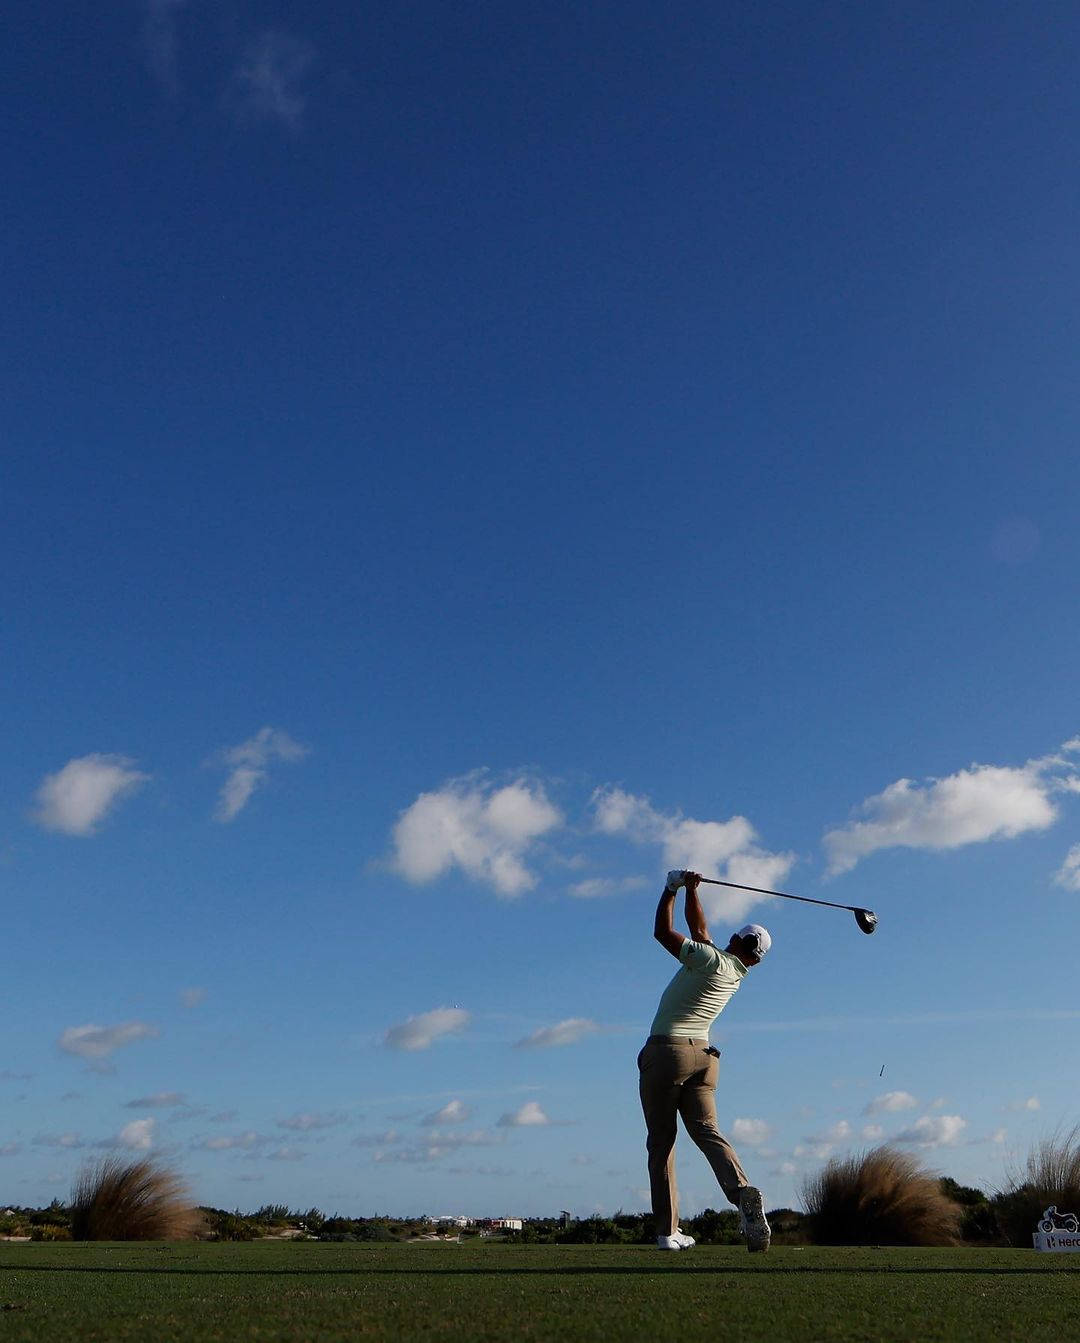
[864,1091,918,1115]
[384,1007,470,1052]
[590,787,795,920]
[34,755,148,836]
[276,1112,347,1132]
[731,1118,772,1147]
[213,727,307,822]
[515,1019,600,1049]
[567,876,649,899]
[372,1129,502,1164]
[422,1100,470,1126]
[199,1130,267,1152]
[392,774,561,897]
[1054,843,1080,891]
[893,1114,967,1148]
[497,1101,550,1127]
[230,31,316,132]
[124,1091,186,1110]
[118,1119,155,1150]
[33,1132,84,1149]
[58,1022,159,1064]
[180,987,206,1009]
[823,741,1080,875]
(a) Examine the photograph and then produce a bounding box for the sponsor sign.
[1032,1206,1080,1252]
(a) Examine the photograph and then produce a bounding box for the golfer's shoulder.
[678,940,725,972]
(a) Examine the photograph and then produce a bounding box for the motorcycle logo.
[1038,1206,1080,1234]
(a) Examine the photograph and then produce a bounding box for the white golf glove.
[666,869,687,892]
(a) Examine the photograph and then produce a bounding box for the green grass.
[1,1241,1078,1342]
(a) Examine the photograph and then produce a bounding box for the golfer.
[638,869,772,1252]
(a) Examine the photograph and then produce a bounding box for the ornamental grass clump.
[993,1125,1080,1246]
[70,1158,202,1241]
[802,1146,961,1246]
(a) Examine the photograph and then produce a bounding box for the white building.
[491,1218,523,1231]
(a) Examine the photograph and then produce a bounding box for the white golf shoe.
[738,1187,771,1253]
[656,1228,695,1250]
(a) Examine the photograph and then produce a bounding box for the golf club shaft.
[697,876,861,915]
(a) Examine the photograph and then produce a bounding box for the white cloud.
[214,727,307,823]
[515,1019,600,1049]
[568,876,649,899]
[34,755,148,836]
[118,1119,155,1151]
[0,1142,21,1157]
[498,1101,550,1127]
[1007,1096,1040,1112]
[267,1146,306,1162]
[276,1112,346,1132]
[861,1124,885,1140]
[180,987,206,1009]
[384,1007,470,1052]
[864,1091,918,1115]
[824,758,1061,875]
[373,1129,502,1163]
[422,1100,470,1126]
[58,1022,159,1062]
[732,1118,772,1147]
[124,1092,186,1109]
[590,787,795,920]
[352,1129,399,1148]
[231,31,316,131]
[893,1114,967,1148]
[200,1130,266,1151]
[1054,844,1080,891]
[392,775,561,897]
[34,1132,84,1149]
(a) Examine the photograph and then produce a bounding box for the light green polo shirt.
[649,940,747,1039]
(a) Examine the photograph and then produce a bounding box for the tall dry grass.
[994,1125,1080,1246]
[70,1158,202,1241]
[802,1146,961,1246]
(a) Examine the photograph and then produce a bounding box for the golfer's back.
[649,940,745,1040]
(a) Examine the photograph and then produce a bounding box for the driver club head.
[854,908,878,935]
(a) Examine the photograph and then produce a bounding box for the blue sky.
[3,0,1080,1219]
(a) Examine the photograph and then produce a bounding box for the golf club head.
[854,908,877,935]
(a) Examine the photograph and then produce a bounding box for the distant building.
[491,1218,523,1231]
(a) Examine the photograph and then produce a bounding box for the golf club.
[697,876,878,935]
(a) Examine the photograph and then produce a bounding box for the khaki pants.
[637,1034,748,1236]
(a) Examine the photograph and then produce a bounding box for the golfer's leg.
[679,1051,748,1207]
[638,1040,682,1237]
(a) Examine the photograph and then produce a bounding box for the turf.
[1,1242,1078,1342]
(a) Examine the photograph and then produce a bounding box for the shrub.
[993,1125,1080,1247]
[29,1224,71,1241]
[802,1146,961,1246]
[70,1159,202,1241]
[201,1209,259,1241]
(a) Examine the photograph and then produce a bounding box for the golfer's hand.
[684,871,702,892]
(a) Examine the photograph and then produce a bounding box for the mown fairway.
[1,1241,1078,1342]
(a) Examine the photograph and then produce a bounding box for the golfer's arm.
[653,888,685,958]
[684,885,710,944]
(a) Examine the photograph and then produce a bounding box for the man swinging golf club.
[638,869,772,1253]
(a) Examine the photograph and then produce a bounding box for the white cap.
[736,924,772,958]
